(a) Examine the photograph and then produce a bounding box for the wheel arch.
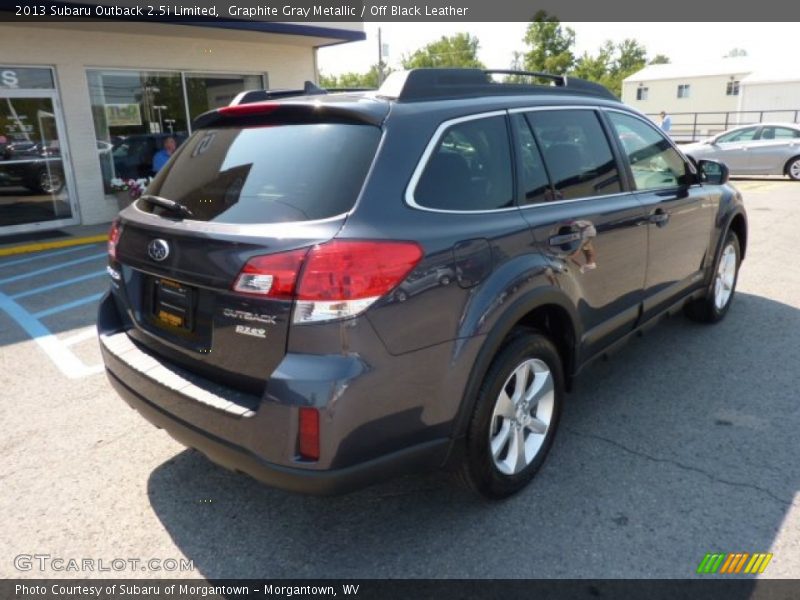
[728,212,748,260]
[783,154,800,177]
[451,289,580,442]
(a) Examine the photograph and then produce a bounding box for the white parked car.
[682,123,800,180]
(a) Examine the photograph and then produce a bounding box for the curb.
[0,235,108,258]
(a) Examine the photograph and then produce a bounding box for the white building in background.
[0,19,364,236]
[621,58,800,140]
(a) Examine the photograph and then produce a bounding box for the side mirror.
[698,159,729,185]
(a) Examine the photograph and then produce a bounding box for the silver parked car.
[682,123,800,180]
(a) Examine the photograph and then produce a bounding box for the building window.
[677,84,691,98]
[184,73,265,123]
[87,69,265,191]
[636,87,649,101]
[726,80,740,96]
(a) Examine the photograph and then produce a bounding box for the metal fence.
[644,110,800,143]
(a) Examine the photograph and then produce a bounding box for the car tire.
[684,231,741,323]
[786,156,800,181]
[457,328,564,499]
[28,168,64,195]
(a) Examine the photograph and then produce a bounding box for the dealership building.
[0,19,364,236]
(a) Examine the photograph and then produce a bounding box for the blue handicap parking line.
[0,290,103,379]
[11,270,107,299]
[0,253,106,285]
[32,292,105,319]
[0,244,99,269]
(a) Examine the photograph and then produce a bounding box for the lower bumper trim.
[106,368,450,495]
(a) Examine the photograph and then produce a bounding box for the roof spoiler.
[229,82,377,106]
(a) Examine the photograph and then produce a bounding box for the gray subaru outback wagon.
[99,69,747,498]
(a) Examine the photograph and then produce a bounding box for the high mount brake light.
[232,240,424,324]
[217,102,280,118]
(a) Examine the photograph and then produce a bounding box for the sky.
[317,22,794,77]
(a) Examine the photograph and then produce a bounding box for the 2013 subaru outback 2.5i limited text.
[99,69,747,498]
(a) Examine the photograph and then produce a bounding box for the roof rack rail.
[377,68,618,102]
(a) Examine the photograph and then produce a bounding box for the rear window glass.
[143,124,381,223]
[525,110,622,201]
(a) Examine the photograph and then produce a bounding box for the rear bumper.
[98,291,451,494]
[105,363,448,495]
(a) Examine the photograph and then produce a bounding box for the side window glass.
[607,112,688,191]
[717,127,758,143]
[766,127,800,140]
[511,114,552,205]
[525,110,621,201]
[414,115,513,211]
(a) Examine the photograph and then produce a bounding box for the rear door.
[513,108,648,359]
[749,125,800,174]
[604,110,714,319]
[110,119,382,394]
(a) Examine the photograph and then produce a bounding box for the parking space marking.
[33,293,105,319]
[11,271,107,299]
[0,290,104,379]
[0,244,98,269]
[0,243,108,379]
[61,326,98,347]
[0,252,106,285]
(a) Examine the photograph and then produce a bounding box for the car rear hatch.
[109,99,386,396]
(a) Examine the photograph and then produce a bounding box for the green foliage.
[517,16,662,98]
[401,33,484,69]
[521,12,576,75]
[319,64,385,90]
[649,54,671,65]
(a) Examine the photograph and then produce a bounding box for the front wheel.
[685,231,741,323]
[458,330,564,499]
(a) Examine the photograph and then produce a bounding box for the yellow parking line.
[0,235,107,258]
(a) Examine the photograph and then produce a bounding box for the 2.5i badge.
[235,325,267,338]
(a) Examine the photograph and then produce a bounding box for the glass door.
[0,88,78,234]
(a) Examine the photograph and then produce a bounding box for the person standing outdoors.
[659,111,672,133]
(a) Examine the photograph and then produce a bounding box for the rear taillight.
[294,240,423,323]
[108,218,121,260]
[232,248,307,298]
[232,240,424,324]
[298,407,320,461]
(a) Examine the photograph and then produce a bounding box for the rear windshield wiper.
[139,194,193,219]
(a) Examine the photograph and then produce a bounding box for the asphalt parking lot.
[1,178,798,580]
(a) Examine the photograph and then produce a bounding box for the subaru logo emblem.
[147,239,170,262]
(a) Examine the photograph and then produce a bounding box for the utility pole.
[377,27,384,86]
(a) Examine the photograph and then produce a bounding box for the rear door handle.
[649,210,670,225]
[548,232,582,246]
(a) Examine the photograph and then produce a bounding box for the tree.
[319,64,385,89]
[572,41,614,83]
[401,33,484,69]
[724,48,748,58]
[521,13,576,75]
[649,54,671,65]
[615,39,648,75]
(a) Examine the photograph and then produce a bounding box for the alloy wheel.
[713,243,737,311]
[489,358,555,475]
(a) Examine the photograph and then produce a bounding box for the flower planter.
[113,190,135,211]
